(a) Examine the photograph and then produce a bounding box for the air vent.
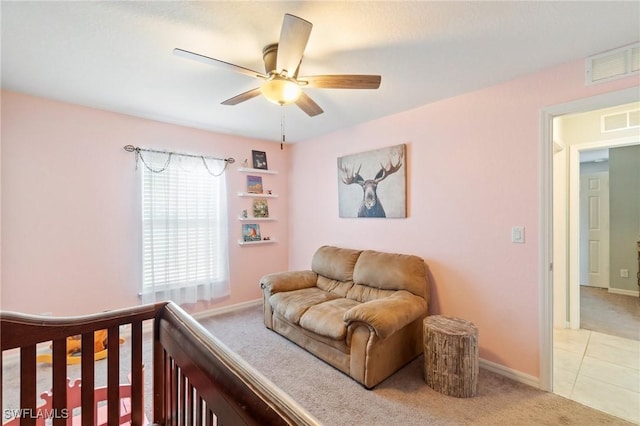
[601,109,640,132]
[586,43,640,85]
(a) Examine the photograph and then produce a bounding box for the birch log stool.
[423,315,478,398]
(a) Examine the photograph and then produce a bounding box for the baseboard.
[192,299,262,320]
[479,358,540,389]
[608,288,639,297]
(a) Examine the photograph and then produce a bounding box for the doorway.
[541,90,640,423]
[566,139,639,329]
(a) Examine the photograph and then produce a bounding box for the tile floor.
[554,328,640,424]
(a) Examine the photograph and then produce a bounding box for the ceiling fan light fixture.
[261,76,302,105]
[175,14,380,117]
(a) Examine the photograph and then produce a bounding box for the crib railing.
[1,302,318,426]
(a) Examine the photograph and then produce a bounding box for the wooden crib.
[1,302,317,425]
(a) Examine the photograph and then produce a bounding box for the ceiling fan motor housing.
[262,43,279,74]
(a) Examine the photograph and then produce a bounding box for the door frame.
[538,86,639,392]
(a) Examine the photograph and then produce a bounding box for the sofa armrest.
[344,291,427,339]
[260,270,318,295]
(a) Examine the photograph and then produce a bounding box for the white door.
[579,171,610,288]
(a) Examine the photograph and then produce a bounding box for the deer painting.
[337,145,406,218]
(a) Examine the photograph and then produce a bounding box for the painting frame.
[252,199,269,218]
[252,150,268,170]
[242,223,262,242]
[246,175,263,194]
[337,144,407,218]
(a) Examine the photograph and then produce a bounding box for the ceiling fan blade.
[300,75,381,89]
[276,14,312,77]
[295,92,323,117]
[173,48,267,79]
[221,87,262,105]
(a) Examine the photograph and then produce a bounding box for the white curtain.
[139,151,230,305]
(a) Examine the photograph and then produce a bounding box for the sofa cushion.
[353,250,428,298]
[299,298,360,340]
[311,246,362,282]
[346,284,396,303]
[269,287,340,324]
[316,275,355,297]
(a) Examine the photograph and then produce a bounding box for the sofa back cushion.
[346,285,396,303]
[311,246,362,282]
[353,250,428,299]
[316,276,355,297]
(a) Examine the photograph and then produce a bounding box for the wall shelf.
[237,167,278,175]
[237,239,276,246]
[237,192,278,198]
[237,165,278,245]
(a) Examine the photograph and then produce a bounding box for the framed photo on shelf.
[252,150,268,170]
[246,175,263,194]
[253,199,269,218]
[242,224,262,242]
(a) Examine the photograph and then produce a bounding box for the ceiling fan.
[173,13,381,117]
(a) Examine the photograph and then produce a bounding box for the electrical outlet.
[511,226,525,243]
[620,269,629,278]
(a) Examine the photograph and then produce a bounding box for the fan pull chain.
[280,107,285,150]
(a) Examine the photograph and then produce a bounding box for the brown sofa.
[260,245,430,389]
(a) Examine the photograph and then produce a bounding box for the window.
[139,151,229,304]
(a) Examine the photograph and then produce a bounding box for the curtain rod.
[123,145,235,164]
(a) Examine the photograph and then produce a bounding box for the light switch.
[512,226,525,244]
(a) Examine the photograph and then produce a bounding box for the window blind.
[140,152,229,304]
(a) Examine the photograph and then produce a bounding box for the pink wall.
[2,56,637,377]
[287,59,639,378]
[1,90,289,316]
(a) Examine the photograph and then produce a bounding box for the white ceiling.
[2,1,639,143]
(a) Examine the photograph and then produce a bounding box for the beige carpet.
[581,286,640,341]
[199,305,633,425]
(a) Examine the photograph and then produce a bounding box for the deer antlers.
[339,150,404,186]
[374,151,404,183]
[339,161,363,186]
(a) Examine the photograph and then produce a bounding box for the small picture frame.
[242,224,262,242]
[253,199,269,218]
[247,175,263,194]
[252,150,268,170]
